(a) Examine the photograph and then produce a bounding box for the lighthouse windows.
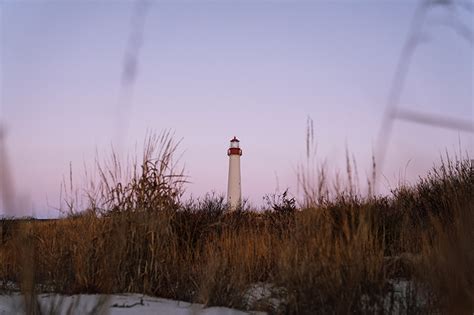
[230,137,240,148]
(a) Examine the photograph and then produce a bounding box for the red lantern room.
[227,136,242,156]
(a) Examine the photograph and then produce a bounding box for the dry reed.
[1,133,472,314]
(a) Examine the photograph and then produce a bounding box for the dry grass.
[0,134,472,314]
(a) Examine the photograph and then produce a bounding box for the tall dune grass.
[0,133,472,314]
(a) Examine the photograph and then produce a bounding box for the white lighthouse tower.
[227,136,242,210]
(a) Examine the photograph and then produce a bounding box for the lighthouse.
[227,136,242,210]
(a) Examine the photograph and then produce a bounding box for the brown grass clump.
[417,192,474,313]
[273,208,387,314]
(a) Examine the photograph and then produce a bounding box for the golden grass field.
[1,134,472,314]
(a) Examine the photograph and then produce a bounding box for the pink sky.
[1,1,472,217]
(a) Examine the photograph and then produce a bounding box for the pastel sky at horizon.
[1,0,472,217]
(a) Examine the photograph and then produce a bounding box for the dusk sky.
[1,0,472,217]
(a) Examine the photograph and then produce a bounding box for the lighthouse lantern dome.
[230,137,240,148]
